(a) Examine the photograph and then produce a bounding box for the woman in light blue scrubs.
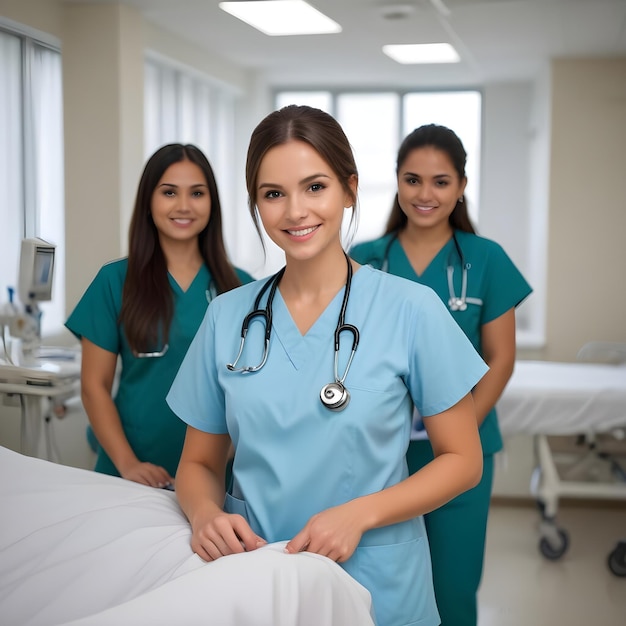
[167,107,487,626]
[66,144,252,488]
[351,124,532,626]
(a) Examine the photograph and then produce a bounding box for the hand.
[285,501,366,563]
[120,460,174,489]
[191,511,267,562]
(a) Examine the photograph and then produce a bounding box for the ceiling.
[73,0,626,87]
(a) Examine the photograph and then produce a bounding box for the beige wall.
[0,0,63,37]
[62,3,145,310]
[545,58,626,361]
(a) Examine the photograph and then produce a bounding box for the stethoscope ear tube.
[383,232,470,312]
[227,254,358,413]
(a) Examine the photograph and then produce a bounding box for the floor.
[479,502,626,626]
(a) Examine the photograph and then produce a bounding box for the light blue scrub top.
[167,264,487,626]
[351,231,532,454]
[65,258,253,477]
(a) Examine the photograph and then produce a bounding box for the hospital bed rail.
[496,343,626,575]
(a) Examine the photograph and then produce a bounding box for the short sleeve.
[64,261,125,354]
[480,243,532,324]
[166,302,227,434]
[405,287,488,417]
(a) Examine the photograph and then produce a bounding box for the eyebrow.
[402,171,452,179]
[402,172,453,179]
[257,172,331,190]
[157,182,208,188]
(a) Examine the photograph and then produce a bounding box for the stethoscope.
[227,253,359,412]
[134,279,217,358]
[381,233,482,312]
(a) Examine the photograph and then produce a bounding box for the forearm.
[354,448,483,533]
[176,459,227,529]
[81,386,138,472]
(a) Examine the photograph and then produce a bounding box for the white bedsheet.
[0,447,374,626]
[497,360,626,437]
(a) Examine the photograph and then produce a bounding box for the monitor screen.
[18,238,56,304]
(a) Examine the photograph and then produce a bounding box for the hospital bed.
[496,348,626,575]
[0,446,375,626]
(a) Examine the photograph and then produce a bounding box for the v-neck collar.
[168,265,208,296]
[391,236,455,280]
[269,267,362,370]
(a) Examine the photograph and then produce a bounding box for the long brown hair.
[245,105,359,247]
[120,143,241,353]
[385,124,476,235]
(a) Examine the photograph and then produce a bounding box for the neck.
[160,238,203,272]
[400,221,453,249]
[281,246,351,298]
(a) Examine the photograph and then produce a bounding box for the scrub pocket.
[224,492,259,534]
[224,492,248,516]
[342,534,440,626]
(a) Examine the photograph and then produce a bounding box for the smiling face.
[397,146,467,235]
[150,159,211,246]
[255,140,356,263]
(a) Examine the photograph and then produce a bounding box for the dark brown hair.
[120,143,241,353]
[245,105,358,244]
[385,123,476,235]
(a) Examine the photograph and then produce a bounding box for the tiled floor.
[479,502,626,626]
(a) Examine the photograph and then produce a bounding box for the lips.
[286,226,318,237]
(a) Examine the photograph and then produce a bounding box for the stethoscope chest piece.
[448,297,467,312]
[320,382,350,411]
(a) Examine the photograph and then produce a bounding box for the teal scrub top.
[350,231,532,454]
[65,258,253,477]
[167,264,488,626]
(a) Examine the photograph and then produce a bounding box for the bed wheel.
[607,541,626,577]
[538,528,569,560]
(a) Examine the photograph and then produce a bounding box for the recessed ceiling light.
[219,1,342,36]
[382,43,460,64]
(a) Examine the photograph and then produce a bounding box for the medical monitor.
[18,238,56,305]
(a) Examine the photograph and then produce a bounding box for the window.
[0,22,64,337]
[275,89,481,244]
[274,88,540,346]
[144,56,238,242]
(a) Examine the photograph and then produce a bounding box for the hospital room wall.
[543,58,626,362]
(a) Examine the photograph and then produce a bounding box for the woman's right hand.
[120,460,174,488]
[191,511,267,562]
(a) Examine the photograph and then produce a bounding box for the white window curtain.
[31,44,65,334]
[0,28,64,337]
[144,58,234,162]
[143,56,238,258]
[0,31,23,313]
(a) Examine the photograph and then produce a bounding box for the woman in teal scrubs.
[66,144,253,488]
[167,106,487,626]
[351,124,532,626]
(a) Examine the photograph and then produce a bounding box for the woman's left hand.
[284,500,366,563]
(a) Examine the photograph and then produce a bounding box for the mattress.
[497,360,626,437]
